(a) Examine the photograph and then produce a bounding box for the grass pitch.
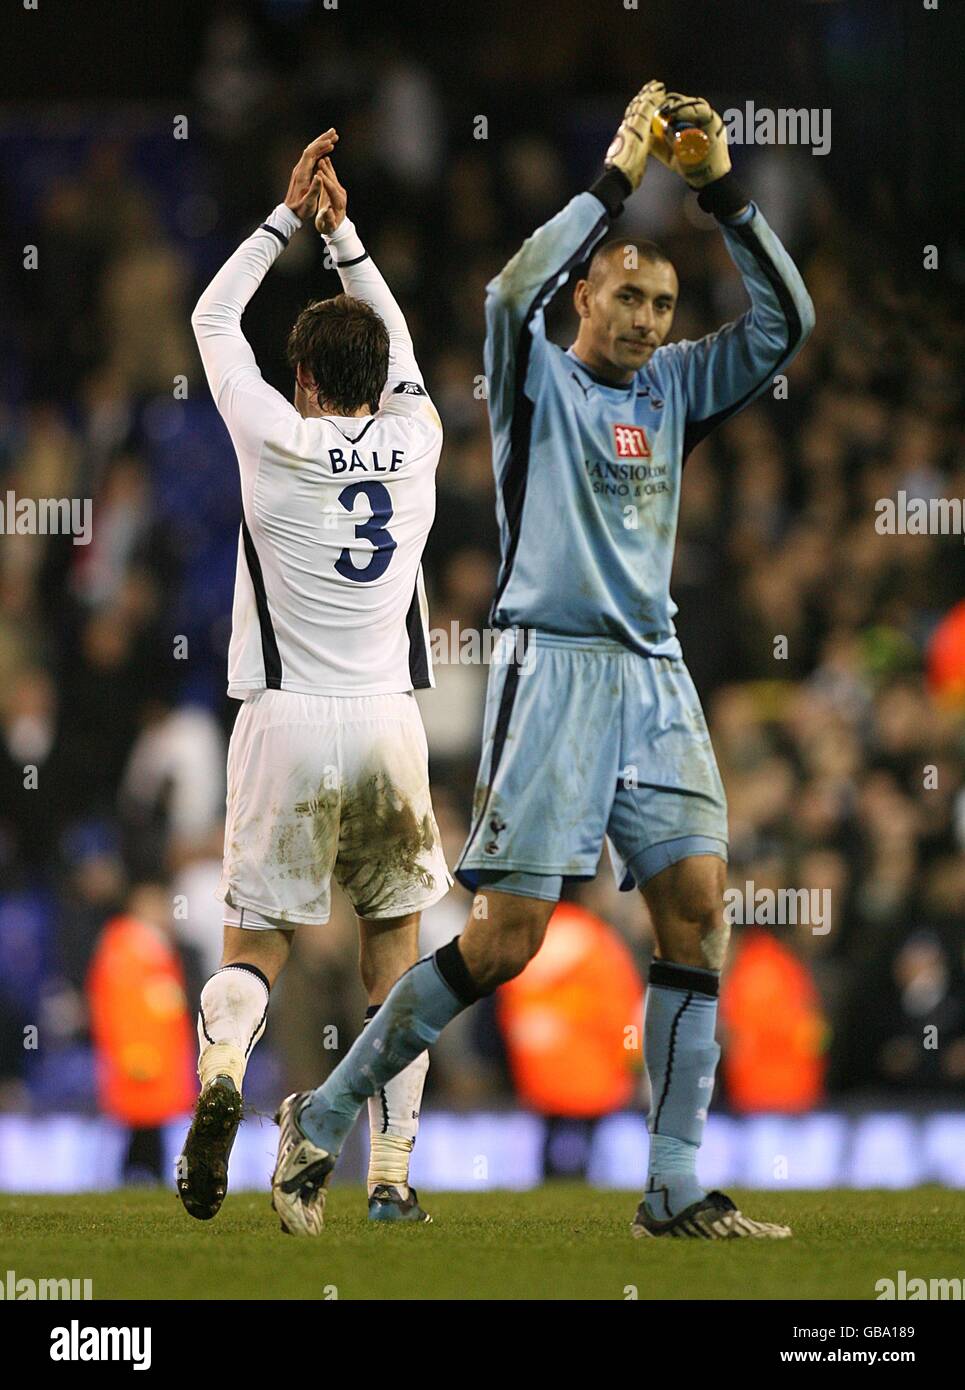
[1,1187,962,1300]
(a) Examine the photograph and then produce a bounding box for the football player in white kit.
[177,131,451,1225]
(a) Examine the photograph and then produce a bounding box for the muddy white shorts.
[218,689,452,927]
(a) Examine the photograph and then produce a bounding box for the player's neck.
[312,403,371,419]
[294,380,372,419]
[298,398,372,420]
[568,340,634,387]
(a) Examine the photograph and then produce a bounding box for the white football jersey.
[192,205,442,697]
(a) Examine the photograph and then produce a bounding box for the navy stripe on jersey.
[681,221,804,462]
[405,580,431,690]
[488,213,611,626]
[241,519,282,688]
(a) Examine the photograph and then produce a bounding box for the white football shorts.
[218,689,452,927]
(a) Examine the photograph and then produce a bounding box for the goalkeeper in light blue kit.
[271,82,815,1239]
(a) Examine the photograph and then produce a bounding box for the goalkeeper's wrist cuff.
[590,168,633,218]
[720,202,755,226]
[696,174,750,221]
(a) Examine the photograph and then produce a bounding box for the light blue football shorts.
[455,630,728,902]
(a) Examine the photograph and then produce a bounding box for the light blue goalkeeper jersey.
[485,191,815,657]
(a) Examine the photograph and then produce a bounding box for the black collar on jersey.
[565,348,637,392]
[328,416,376,444]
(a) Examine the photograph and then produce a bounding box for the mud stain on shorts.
[271,819,308,882]
[335,769,437,916]
[294,785,341,866]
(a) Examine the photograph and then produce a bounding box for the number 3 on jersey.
[334,481,397,582]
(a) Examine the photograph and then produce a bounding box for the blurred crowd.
[0,4,963,1128]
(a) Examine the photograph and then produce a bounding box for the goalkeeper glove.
[604,80,667,192]
[650,93,731,189]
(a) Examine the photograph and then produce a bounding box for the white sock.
[197,964,270,1092]
[363,1011,429,1195]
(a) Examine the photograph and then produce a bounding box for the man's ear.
[295,363,316,393]
[573,278,591,319]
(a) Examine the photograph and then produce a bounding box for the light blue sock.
[300,939,475,1155]
[643,960,721,1219]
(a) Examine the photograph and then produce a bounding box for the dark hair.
[286,294,390,414]
[586,238,673,286]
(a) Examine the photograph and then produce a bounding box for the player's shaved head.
[587,238,674,288]
[572,239,678,384]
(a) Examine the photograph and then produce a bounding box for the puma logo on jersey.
[613,425,651,459]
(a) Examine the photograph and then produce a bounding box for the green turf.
[1,1187,962,1300]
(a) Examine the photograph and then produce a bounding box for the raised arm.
[646,92,815,455]
[313,157,434,419]
[190,131,337,438]
[485,82,669,426]
[484,178,637,437]
[667,204,816,458]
